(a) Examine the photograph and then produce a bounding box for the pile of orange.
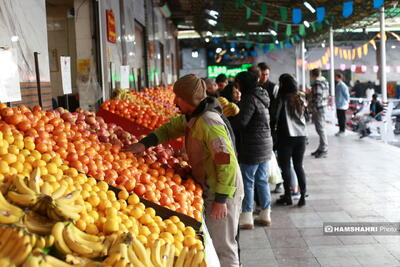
[0,103,202,221]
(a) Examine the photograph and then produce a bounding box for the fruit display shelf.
[97,107,184,151]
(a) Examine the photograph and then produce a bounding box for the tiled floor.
[239,125,400,267]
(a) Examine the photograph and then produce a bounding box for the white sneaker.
[254,209,272,226]
[239,212,254,229]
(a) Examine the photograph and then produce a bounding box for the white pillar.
[329,26,335,97]
[380,6,387,102]
[301,39,306,92]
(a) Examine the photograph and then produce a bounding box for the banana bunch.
[52,222,106,258]
[174,247,206,267]
[0,257,16,267]
[217,97,240,117]
[0,225,33,265]
[22,251,78,267]
[0,191,24,224]
[115,89,134,101]
[45,191,82,222]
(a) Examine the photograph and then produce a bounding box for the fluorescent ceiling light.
[270,29,277,36]
[216,47,222,53]
[206,9,219,20]
[207,19,217,26]
[275,40,279,44]
[304,2,316,13]
[205,38,210,43]
[304,21,310,28]
[230,47,235,52]
[206,31,213,36]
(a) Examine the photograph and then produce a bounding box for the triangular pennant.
[339,49,343,58]
[259,2,267,25]
[316,7,326,23]
[373,0,384,9]
[235,0,244,8]
[258,43,263,51]
[322,56,327,65]
[311,22,316,32]
[246,7,251,20]
[280,7,288,21]
[334,47,339,56]
[389,31,400,41]
[326,48,331,58]
[343,49,348,59]
[259,15,265,25]
[357,47,362,58]
[299,24,306,36]
[370,39,377,50]
[343,1,353,18]
[348,49,352,58]
[269,44,275,51]
[352,49,356,60]
[363,43,368,55]
[286,25,292,37]
[274,21,278,31]
[292,8,302,24]
[285,41,292,48]
[290,37,295,44]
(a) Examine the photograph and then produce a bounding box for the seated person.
[358,94,384,138]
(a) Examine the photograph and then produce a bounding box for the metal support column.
[329,26,335,97]
[380,6,387,102]
[301,39,306,92]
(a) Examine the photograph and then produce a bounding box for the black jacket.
[232,86,273,164]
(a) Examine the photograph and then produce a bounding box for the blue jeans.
[240,161,271,213]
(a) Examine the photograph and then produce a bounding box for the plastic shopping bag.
[268,153,283,185]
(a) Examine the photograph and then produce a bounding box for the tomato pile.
[0,103,203,221]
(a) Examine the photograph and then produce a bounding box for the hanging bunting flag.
[373,65,379,73]
[363,43,368,55]
[352,49,356,60]
[350,65,356,72]
[396,66,400,73]
[326,63,331,70]
[361,65,367,72]
[286,25,292,37]
[285,41,292,48]
[369,39,377,50]
[343,50,348,59]
[342,1,353,18]
[280,7,288,21]
[263,44,269,53]
[292,8,302,24]
[269,44,275,51]
[357,47,362,58]
[389,31,400,41]
[339,49,343,58]
[258,43,263,51]
[383,32,387,41]
[295,35,301,41]
[340,64,346,71]
[259,3,267,25]
[251,50,258,57]
[235,0,244,8]
[246,7,251,19]
[327,48,331,58]
[299,25,306,36]
[290,37,295,44]
[322,56,327,65]
[274,21,279,31]
[311,22,316,32]
[316,7,326,23]
[373,0,384,9]
[317,60,322,67]
[334,47,339,56]
[245,42,253,49]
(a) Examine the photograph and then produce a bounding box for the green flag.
[299,24,306,36]
[274,21,278,31]
[286,25,292,37]
[280,7,288,21]
[246,7,251,20]
[311,22,316,32]
[235,0,244,8]
[259,3,267,25]
[269,44,275,51]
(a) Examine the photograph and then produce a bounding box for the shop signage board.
[207,64,253,78]
[0,49,21,102]
[60,56,72,94]
[106,10,116,43]
[120,65,130,89]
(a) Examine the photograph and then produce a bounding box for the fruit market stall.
[0,102,219,266]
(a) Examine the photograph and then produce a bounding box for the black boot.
[276,195,293,206]
[298,195,306,207]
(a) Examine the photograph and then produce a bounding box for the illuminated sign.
[207,64,253,78]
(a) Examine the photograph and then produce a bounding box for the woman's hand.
[122,143,145,154]
[211,202,228,220]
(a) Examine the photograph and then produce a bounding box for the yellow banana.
[29,234,37,248]
[35,236,46,249]
[174,246,188,267]
[0,211,21,224]
[43,255,75,267]
[0,227,14,254]
[23,211,53,236]
[62,224,96,258]
[51,184,68,200]
[132,236,150,267]
[190,250,204,267]
[113,258,128,267]
[22,254,42,267]
[0,257,14,267]
[52,203,81,221]
[52,222,72,255]
[199,258,207,267]
[29,168,41,194]
[127,245,146,267]
[68,223,102,243]
[166,243,175,267]
[104,251,121,266]
[160,242,171,267]
[0,234,19,258]
[151,239,162,267]
[14,175,36,195]
[7,191,37,207]
[67,224,104,252]
[40,183,53,196]
[45,234,55,247]
[10,238,32,265]
[55,191,80,205]
[183,248,197,267]
[0,191,24,217]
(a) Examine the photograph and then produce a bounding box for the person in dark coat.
[231,71,273,229]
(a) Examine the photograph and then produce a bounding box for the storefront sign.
[77,59,90,75]
[106,10,116,43]
[60,56,72,94]
[0,49,21,102]
[207,64,253,78]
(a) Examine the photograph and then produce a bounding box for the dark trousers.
[277,137,307,197]
[336,109,347,132]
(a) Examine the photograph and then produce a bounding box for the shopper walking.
[231,71,273,229]
[205,78,219,97]
[309,68,329,158]
[274,74,307,206]
[124,74,244,267]
[334,73,350,136]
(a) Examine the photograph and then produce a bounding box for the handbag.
[268,153,283,185]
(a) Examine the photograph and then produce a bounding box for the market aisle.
[239,124,400,267]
